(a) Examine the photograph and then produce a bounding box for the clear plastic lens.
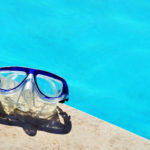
[36,74,63,97]
[0,71,27,90]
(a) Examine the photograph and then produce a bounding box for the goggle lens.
[0,71,27,90]
[36,74,63,97]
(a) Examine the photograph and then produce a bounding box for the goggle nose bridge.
[22,73,35,91]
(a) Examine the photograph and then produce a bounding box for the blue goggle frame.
[0,66,69,103]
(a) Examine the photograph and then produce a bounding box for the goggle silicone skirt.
[0,66,69,119]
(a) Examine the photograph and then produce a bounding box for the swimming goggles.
[0,66,69,118]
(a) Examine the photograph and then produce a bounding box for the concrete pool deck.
[0,103,149,150]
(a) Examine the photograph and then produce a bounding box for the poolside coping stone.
[0,103,149,150]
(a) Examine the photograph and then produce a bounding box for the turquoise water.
[0,0,150,139]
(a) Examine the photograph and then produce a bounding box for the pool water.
[0,0,150,139]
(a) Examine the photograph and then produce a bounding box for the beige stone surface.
[0,103,149,150]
